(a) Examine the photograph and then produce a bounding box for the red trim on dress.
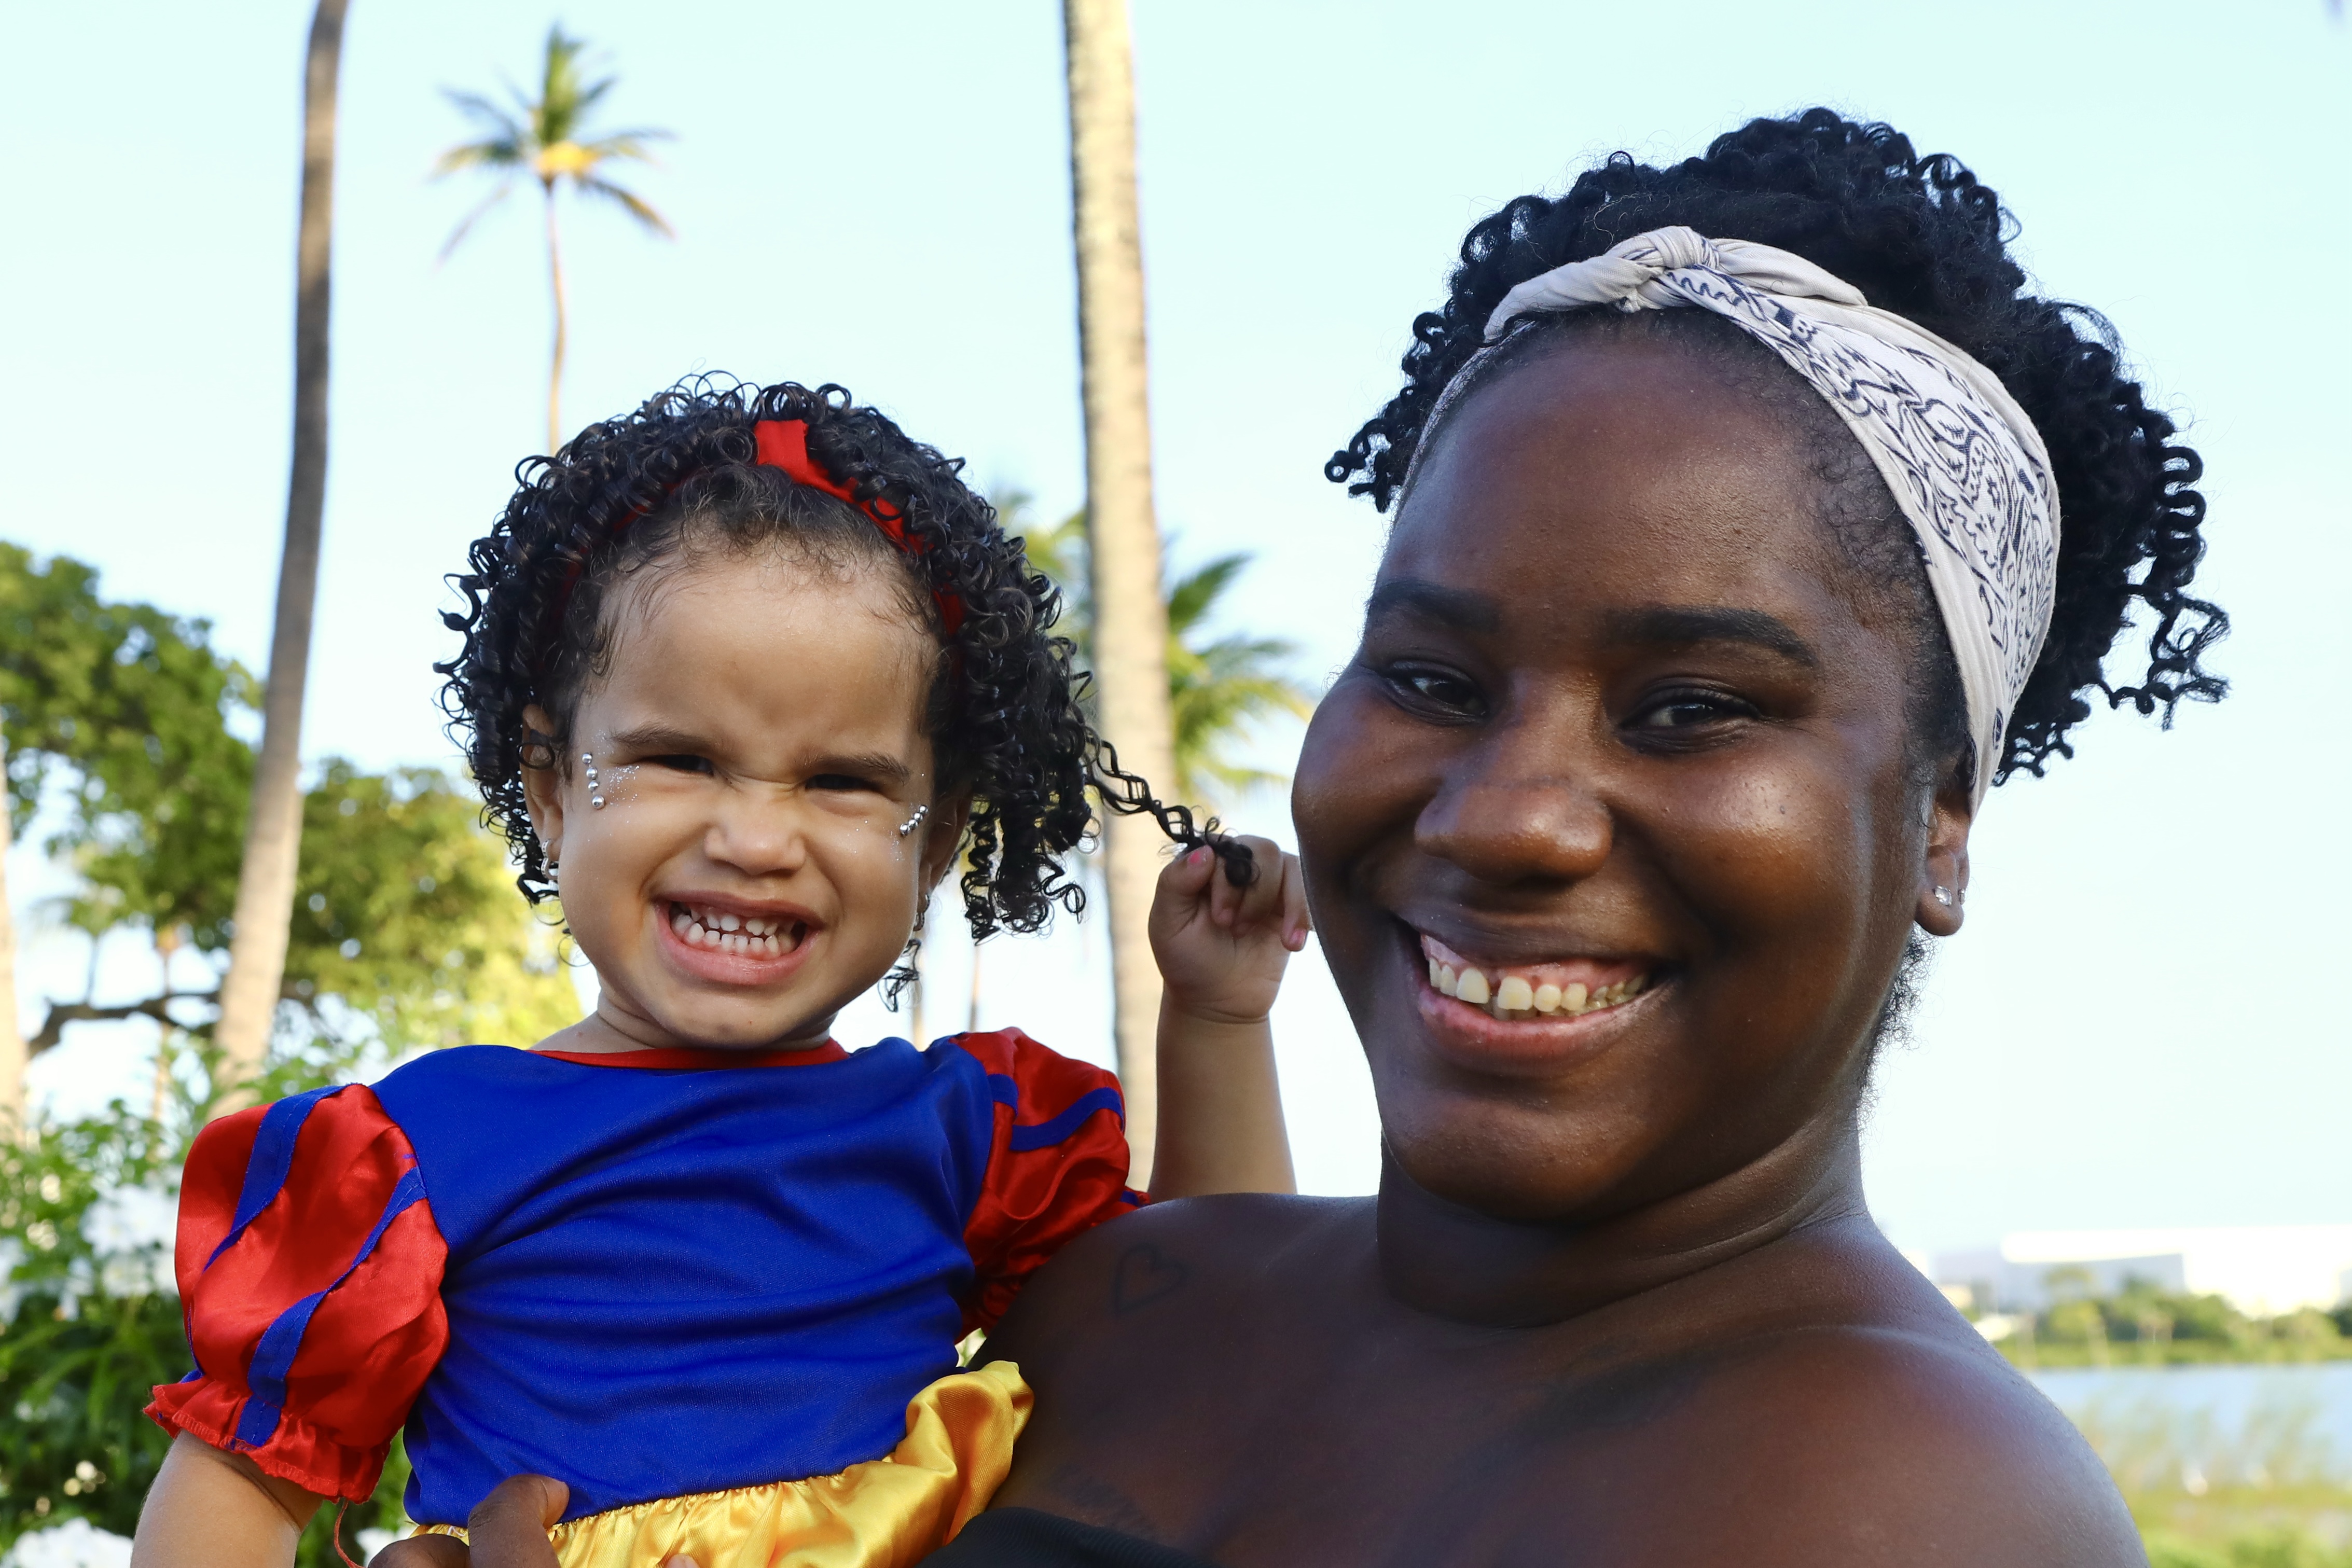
[532,1041,850,1070]
[954,1029,1145,1336]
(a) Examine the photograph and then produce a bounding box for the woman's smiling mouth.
[1418,932,1652,1021]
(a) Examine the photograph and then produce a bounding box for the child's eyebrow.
[606,725,915,786]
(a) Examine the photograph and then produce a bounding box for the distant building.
[1931,1227,2352,1317]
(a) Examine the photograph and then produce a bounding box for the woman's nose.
[1415,737,1611,886]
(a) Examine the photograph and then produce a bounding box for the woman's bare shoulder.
[1544,1320,2142,1566]
[983,1194,1365,1374]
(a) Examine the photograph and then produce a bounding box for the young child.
[132,380,1307,1568]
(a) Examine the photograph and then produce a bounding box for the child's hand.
[1149,837,1309,1026]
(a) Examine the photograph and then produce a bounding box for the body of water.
[2032,1364,2352,1491]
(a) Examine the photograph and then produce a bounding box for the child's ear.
[518,704,568,868]
[918,795,973,894]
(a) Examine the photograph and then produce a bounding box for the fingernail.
[1189,846,1210,865]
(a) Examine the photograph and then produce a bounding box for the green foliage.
[1002,495,1316,805]
[0,544,579,1070]
[0,542,256,949]
[286,762,579,1059]
[1998,1277,2346,1367]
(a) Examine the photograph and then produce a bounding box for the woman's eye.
[1382,665,1486,717]
[647,754,715,775]
[1627,691,1756,730]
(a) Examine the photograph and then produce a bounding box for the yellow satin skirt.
[415,1361,1030,1568]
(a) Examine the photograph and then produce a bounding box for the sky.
[1,0,2345,1255]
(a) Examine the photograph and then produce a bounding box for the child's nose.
[702,795,809,875]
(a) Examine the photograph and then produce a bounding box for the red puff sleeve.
[953,1029,1146,1336]
[146,1083,450,1501]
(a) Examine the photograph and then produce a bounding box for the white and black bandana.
[1452,225,2059,808]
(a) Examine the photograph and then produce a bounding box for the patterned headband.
[1454,225,2059,809]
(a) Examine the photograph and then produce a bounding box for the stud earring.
[896,804,929,839]
[582,753,605,810]
[1932,885,1954,907]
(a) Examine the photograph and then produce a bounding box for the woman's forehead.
[1382,337,1850,635]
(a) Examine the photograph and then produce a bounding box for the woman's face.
[1294,332,1965,1223]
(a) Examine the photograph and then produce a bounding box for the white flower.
[0,1517,135,1568]
[78,1184,178,1301]
[0,1238,23,1325]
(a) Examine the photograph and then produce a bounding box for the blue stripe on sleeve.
[233,1166,426,1450]
[985,1073,1018,1109]
[1007,1086,1126,1153]
[205,1084,346,1271]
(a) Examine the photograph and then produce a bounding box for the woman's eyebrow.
[1364,578,1501,632]
[1600,605,1820,667]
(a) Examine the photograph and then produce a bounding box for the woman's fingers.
[371,1538,473,1567]
[461,1475,570,1567]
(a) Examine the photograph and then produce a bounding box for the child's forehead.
[583,555,938,748]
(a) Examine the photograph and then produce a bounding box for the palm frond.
[1166,554,1250,634]
[576,176,674,239]
[437,179,516,261]
[439,88,530,142]
[577,128,673,162]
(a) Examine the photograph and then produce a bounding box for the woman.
[390,110,2221,1566]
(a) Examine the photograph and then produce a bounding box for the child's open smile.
[522,547,962,1055]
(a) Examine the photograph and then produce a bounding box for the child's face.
[522,550,962,1051]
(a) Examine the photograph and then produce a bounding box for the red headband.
[555,418,964,636]
[750,419,964,634]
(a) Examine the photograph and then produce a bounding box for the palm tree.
[980,494,1313,1038]
[1062,0,1178,1181]
[212,0,351,1108]
[435,25,672,455]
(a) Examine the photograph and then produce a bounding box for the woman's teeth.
[670,904,801,958]
[1425,953,1649,1020]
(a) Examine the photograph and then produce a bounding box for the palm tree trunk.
[212,0,349,1111]
[545,182,568,455]
[1063,0,1177,1184]
[0,732,25,1133]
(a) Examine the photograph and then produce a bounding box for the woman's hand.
[371,1476,702,1568]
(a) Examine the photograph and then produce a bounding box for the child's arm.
[1146,837,1308,1199]
[131,1433,328,1568]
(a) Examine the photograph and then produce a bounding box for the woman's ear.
[918,795,973,896]
[518,704,569,869]
[1915,774,1972,937]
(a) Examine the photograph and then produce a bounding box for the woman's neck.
[1374,1113,1870,1328]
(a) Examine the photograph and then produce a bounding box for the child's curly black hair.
[1329,108,2226,788]
[437,377,1232,975]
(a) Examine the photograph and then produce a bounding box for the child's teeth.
[1455,968,1491,1006]
[718,913,742,932]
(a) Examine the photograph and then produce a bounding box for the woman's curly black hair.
[1329,109,2226,787]
[437,377,1231,987]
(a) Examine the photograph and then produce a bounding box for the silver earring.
[582,753,605,810]
[896,804,929,839]
[1932,885,1954,907]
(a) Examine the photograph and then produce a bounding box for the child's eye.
[1626,689,1759,730]
[807,773,879,794]
[647,754,716,775]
